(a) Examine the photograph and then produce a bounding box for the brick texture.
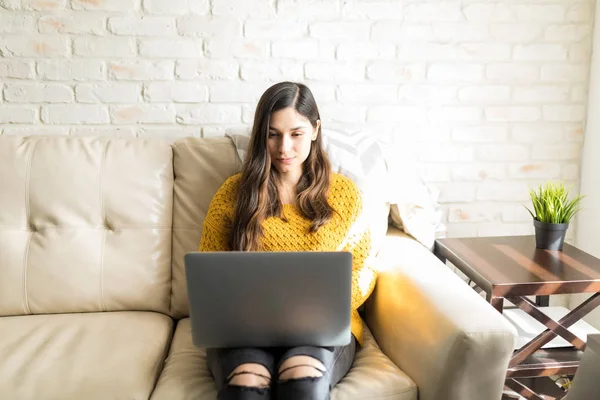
[0,0,594,238]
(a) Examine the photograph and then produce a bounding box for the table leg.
[434,248,446,264]
[486,292,504,313]
[536,295,549,307]
[433,242,450,264]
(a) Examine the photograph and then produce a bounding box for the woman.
[199,81,376,400]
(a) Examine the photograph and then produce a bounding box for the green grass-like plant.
[525,182,585,224]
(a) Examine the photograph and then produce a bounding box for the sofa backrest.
[0,136,174,316]
[169,137,242,318]
[169,136,391,319]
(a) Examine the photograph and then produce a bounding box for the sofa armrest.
[364,227,517,400]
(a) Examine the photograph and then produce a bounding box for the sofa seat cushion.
[0,311,173,400]
[150,318,416,400]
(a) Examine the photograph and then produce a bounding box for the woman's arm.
[343,194,377,311]
[199,217,230,252]
[198,177,237,252]
[348,229,376,311]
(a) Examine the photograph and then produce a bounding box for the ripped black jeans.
[206,336,356,400]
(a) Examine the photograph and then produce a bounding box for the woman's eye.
[292,132,303,137]
[268,132,277,137]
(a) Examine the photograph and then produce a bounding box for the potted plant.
[525,182,585,251]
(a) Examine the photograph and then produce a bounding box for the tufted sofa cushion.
[0,136,174,316]
[0,311,173,400]
[169,137,242,318]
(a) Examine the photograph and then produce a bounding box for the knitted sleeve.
[343,184,377,311]
[198,175,238,252]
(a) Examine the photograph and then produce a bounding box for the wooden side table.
[434,236,600,400]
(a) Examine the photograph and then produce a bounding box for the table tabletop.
[435,235,600,297]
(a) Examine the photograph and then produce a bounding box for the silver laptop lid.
[185,251,352,348]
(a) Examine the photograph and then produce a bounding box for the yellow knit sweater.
[199,172,376,345]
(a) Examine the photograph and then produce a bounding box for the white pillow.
[387,169,446,251]
[320,128,391,254]
[224,128,444,251]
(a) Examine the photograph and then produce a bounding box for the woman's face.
[267,107,320,176]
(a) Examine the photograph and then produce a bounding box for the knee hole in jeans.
[227,363,271,388]
[278,356,325,381]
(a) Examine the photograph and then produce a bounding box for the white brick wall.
[0,0,594,239]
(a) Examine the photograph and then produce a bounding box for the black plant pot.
[533,219,569,251]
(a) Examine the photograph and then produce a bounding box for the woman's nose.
[279,135,292,153]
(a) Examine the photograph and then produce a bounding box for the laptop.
[184,251,352,349]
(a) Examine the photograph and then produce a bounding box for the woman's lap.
[206,337,356,399]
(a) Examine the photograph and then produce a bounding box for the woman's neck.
[277,170,301,205]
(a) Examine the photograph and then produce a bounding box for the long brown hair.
[230,82,334,251]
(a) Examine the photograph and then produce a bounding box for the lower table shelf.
[507,348,584,378]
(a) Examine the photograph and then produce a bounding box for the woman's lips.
[276,157,295,164]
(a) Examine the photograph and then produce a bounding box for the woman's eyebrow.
[268,126,307,132]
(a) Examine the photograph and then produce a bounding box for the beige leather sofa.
[0,135,517,400]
